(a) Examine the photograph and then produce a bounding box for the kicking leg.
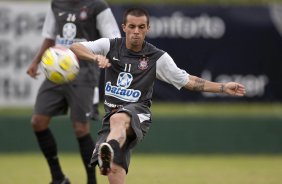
[108,163,126,184]
[98,112,133,184]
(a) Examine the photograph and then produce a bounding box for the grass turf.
[1,153,282,184]
[1,102,282,117]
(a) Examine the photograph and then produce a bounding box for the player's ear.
[145,25,150,35]
[122,24,126,32]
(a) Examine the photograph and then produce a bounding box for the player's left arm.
[184,75,246,96]
[156,52,246,96]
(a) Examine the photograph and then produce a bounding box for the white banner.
[0,2,48,107]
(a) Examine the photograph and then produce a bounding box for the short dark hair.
[122,7,150,26]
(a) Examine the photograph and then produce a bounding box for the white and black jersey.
[81,38,189,109]
[42,0,120,86]
[87,38,190,171]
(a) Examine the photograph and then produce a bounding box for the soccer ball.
[41,45,79,84]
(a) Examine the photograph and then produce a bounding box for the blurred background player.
[26,0,121,183]
[70,7,246,184]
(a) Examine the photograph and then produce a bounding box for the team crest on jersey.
[105,72,141,102]
[79,7,88,20]
[138,56,149,70]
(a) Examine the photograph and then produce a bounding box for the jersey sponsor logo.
[105,72,141,102]
[138,56,149,70]
[62,23,77,40]
[104,100,123,109]
[56,22,85,47]
[56,36,86,47]
[117,72,133,88]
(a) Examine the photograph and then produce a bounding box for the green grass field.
[1,102,282,117]
[1,153,282,184]
[1,103,281,183]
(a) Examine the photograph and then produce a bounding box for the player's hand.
[94,55,111,68]
[223,82,246,96]
[26,63,40,79]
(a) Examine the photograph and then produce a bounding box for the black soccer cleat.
[50,177,71,184]
[98,143,114,175]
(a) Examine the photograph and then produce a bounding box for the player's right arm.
[70,38,111,68]
[27,39,55,79]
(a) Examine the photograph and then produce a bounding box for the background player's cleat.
[50,177,71,184]
[98,143,114,175]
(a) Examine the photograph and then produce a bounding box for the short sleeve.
[42,6,56,40]
[96,8,121,39]
[156,53,189,90]
[80,38,110,56]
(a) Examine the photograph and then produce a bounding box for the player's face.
[122,15,149,52]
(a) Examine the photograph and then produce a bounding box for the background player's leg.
[31,115,66,182]
[74,122,97,184]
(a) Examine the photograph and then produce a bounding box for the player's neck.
[126,42,144,53]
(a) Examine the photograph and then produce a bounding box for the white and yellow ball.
[41,45,79,84]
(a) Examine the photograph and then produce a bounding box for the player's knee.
[73,122,90,137]
[109,113,128,130]
[31,115,49,131]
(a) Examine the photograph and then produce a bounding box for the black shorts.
[90,102,152,173]
[33,79,94,122]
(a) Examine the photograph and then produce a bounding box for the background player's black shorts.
[90,102,152,173]
[34,79,94,122]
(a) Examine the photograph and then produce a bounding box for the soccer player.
[26,0,120,183]
[70,7,246,184]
